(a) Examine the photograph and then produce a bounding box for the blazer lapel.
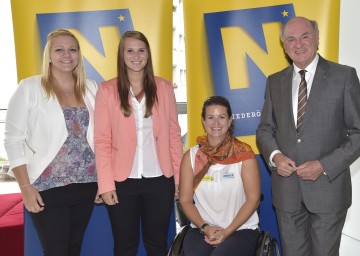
[300,56,329,133]
[152,103,160,136]
[281,67,297,132]
[127,96,138,140]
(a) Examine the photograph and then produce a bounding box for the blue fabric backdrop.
[24,204,176,256]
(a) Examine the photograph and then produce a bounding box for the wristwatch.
[200,223,209,235]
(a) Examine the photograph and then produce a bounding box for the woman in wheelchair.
[179,96,261,256]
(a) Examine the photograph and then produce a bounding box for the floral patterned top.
[33,106,97,191]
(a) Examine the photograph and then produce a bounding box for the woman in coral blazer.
[94,31,183,256]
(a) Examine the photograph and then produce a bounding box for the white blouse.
[190,145,259,230]
[128,88,162,178]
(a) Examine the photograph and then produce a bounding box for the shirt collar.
[293,54,319,78]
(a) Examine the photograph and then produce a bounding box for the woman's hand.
[101,190,118,205]
[204,228,229,246]
[21,185,44,213]
[94,190,103,204]
[203,225,225,245]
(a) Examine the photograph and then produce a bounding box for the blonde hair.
[41,29,86,101]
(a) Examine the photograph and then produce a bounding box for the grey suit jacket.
[256,55,360,213]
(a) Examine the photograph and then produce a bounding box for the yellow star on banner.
[282,10,289,17]
[118,15,125,22]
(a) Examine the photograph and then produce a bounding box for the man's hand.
[273,153,297,177]
[296,160,324,181]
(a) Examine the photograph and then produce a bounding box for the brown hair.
[116,30,157,117]
[201,96,234,135]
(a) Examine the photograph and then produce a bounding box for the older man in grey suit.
[256,16,360,256]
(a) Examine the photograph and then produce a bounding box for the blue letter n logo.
[204,4,295,136]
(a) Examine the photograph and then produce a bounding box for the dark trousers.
[30,182,97,256]
[106,175,175,256]
[182,227,259,256]
[276,203,347,256]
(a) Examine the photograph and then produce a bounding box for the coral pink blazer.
[94,77,183,194]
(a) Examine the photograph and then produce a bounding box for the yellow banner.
[11,0,172,84]
[183,0,340,153]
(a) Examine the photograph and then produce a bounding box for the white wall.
[339,0,360,243]
[0,0,17,160]
[0,1,17,109]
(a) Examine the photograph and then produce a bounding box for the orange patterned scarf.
[193,132,255,189]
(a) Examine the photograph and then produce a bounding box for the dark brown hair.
[201,96,234,135]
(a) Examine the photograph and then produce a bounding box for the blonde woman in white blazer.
[4,29,100,256]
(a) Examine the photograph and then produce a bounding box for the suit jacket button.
[297,139,302,143]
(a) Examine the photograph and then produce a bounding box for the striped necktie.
[297,70,307,134]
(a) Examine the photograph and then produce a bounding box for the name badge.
[223,173,234,179]
[202,175,214,182]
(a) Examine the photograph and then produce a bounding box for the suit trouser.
[276,201,347,256]
[182,227,259,256]
[106,175,175,256]
[30,182,98,256]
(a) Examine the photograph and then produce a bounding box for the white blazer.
[4,75,97,183]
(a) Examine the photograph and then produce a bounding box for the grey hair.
[280,17,319,42]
